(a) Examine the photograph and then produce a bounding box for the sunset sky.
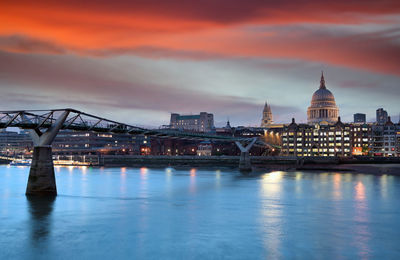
[1,0,399,127]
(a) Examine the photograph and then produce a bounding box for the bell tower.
[261,102,274,127]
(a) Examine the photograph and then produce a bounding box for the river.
[1,165,399,259]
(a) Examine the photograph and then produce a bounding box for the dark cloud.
[0,51,290,125]
[4,0,400,24]
[0,35,66,54]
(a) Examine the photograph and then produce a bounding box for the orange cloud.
[1,0,400,75]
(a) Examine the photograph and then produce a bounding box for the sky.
[0,0,399,127]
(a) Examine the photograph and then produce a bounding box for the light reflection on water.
[0,165,400,259]
[260,171,284,259]
[333,173,342,200]
[354,181,371,259]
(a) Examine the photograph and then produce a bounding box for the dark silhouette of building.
[354,113,366,123]
[376,108,388,124]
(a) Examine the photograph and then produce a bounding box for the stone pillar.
[239,151,252,172]
[26,146,57,196]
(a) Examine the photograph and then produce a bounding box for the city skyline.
[1,1,399,127]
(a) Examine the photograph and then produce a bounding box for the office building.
[376,108,388,124]
[170,112,214,132]
[354,113,366,123]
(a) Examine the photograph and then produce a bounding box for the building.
[52,130,135,155]
[170,112,214,132]
[396,128,400,156]
[370,124,384,156]
[281,117,400,158]
[307,72,339,124]
[370,116,400,157]
[351,123,372,155]
[354,113,366,123]
[261,102,274,127]
[281,117,352,157]
[197,141,212,156]
[0,130,32,155]
[376,108,388,124]
[382,117,397,157]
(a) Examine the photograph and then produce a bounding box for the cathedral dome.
[311,88,335,104]
[307,72,339,124]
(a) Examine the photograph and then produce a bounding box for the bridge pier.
[25,111,70,196]
[26,147,57,196]
[235,138,257,173]
[239,151,252,172]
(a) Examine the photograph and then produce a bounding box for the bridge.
[0,109,278,196]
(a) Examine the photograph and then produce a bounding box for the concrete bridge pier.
[26,146,57,196]
[238,151,252,172]
[235,138,257,173]
[26,111,70,196]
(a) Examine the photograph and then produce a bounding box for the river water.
[0,165,400,259]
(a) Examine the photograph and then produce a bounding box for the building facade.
[354,113,366,123]
[307,72,339,124]
[170,112,214,132]
[382,117,398,157]
[376,108,388,124]
[52,130,135,155]
[281,117,400,157]
[0,130,32,155]
[282,118,352,157]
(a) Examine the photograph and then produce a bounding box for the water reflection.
[120,167,127,195]
[355,181,366,201]
[354,181,371,259]
[295,172,303,194]
[1,166,400,259]
[261,171,284,198]
[139,167,148,198]
[380,175,387,199]
[215,170,221,189]
[333,174,342,200]
[26,196,55,246]
[189,168,197,193]
[260,171,284,258]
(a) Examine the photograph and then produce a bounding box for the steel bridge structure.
[0,109,278,196]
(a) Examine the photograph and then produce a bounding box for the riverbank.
[91,155,400,175]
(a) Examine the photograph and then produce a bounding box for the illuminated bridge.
[0,109,278,196]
